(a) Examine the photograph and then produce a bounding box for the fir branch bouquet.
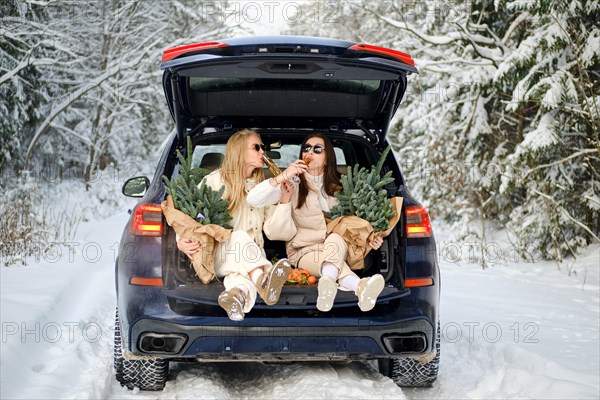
[327,146,402,270]
[161,136,232,284]
[162,136,232,229]
[329,146,396,232]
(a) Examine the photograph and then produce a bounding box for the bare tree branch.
[522,148,599,179]
[367,10,463,46]
[530,187,600,242]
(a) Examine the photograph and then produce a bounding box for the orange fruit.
[307,276,317,285]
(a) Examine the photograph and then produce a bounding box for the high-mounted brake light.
[348,43,415,67]
[162,41,229,62]
[131,203,163,236]
[405,205,432,238]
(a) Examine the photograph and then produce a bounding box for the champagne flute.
[263,155,301,185]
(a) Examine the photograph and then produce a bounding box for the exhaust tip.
[139,332,187,354]
[382,333,427,354]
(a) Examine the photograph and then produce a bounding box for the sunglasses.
[301,144,325,154]
[251,143,266,152]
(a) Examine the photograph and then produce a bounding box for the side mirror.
[122,176,150,198]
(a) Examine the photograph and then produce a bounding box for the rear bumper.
[118,275,440,361]
[127,316,436,361]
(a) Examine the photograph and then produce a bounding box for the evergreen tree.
[287,0,599,260]
[0,0,234,187]
[0,1,54,172]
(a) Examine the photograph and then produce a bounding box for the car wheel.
[114,309,169,391]
[378,322,440,387]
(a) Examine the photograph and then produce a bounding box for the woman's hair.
[297,133,342,209]
[221,129,265,214]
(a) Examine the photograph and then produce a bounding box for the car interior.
[163,131,399,297]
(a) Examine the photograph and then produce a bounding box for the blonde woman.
[177,129,302,321]
[247,134,386,312]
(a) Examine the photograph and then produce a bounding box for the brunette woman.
[247,134,385,312]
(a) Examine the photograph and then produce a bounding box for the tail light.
[404,278,434,287]
[348,43,415,67]
[405,205,432,238]
[130,277,163,286]
[162,41,228,62]
[131,203,163,236]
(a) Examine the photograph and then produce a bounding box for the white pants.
[214,230,272,312]
[287,233,355,280]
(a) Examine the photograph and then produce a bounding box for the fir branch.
[163,136,232,229]
[329,146,396,232]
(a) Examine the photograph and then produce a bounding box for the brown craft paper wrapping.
[161,195,232,284]
[326,197,403,270]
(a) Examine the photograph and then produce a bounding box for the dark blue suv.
[115,36,440,391]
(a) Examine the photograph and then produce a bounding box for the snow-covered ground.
[1,211,598,399]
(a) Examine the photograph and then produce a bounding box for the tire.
[378,323,441,387]
[114,309,169,391]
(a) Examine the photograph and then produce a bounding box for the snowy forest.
[1,0,599,264]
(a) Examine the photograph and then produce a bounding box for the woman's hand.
[280,180,293,204]
[271,159,308,185]
[369,235,384,250]
[177,238,200,258]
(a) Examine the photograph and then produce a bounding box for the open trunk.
[162,224,408,317]
[160,130,409,316]
[157,37,417,316]
[161,36,415,146]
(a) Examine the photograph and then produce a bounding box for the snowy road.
[1,214,599,399]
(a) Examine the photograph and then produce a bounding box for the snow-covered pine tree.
[494,1,600,259]
[0,0,233,188]
[289,0,599,260]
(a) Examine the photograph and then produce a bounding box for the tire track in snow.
[1,216,120,399]
[107,360,406,399]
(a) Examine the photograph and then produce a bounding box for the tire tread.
[113,309,168,391]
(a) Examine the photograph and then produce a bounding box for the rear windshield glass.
[189,77,381,94]
[267,144,346,167]
[191,143,347,171]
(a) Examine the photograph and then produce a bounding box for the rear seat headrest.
[199,153,224,170]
